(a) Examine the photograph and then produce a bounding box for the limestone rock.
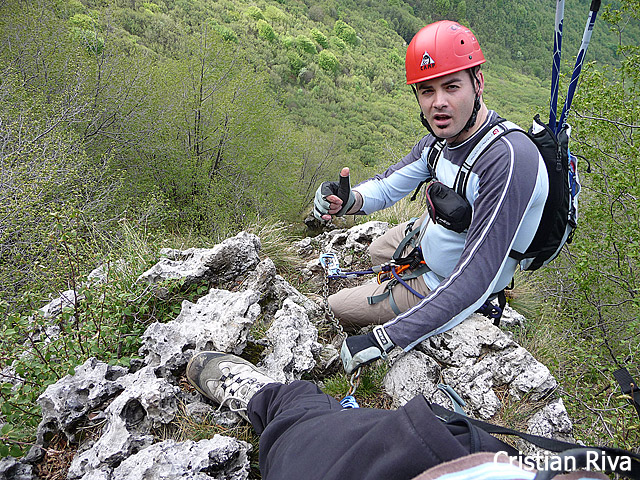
[241,258,321,318]
[110,436,251,480]
[140,289,261,368]
[322,221,389,253]
[36,358,128,444]
[383,350,451,408]
[499,304,526,328]
[260,299,322,383]
[67,366,181,479]
[421,315,556,417]
[383,315,558,420]
[137,232,261,286]
[39,289,81,318]
[522,398,575,456]
[87,260,127,285]
[0,456,36,480]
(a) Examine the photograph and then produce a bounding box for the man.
[313,21,549,375]
[186,351,614,480]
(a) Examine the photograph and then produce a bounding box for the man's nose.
[432,89,447,109]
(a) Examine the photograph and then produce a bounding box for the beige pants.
[328,220,431,330]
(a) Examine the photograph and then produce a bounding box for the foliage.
[0,221,198,457]
[333,19,359,46]
[310,28,329,49]
[519,0,640,451]
[318,49,339,74]
[257,19,276,41]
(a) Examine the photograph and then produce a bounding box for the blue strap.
[340,395,360,409]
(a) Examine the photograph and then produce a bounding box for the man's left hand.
[340,326,395,375]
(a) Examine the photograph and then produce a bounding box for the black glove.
[313,171,356,220]
[341,326,394,375]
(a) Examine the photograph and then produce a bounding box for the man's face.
[416,69,484,143]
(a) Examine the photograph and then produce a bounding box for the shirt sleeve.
[384,132,545,350]
[352,136,435,214]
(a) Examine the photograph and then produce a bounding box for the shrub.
[318,50,339,74]
[257,19,276,42]
[295,35,316,54]
[333,20,358,46]
[244,6,264,21]
[311,28,329,48]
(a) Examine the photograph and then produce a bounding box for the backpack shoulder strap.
[410,138,446,201]
[427,138,446,173]
[454,119,523,197]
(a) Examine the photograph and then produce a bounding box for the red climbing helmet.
[405,20,485,85]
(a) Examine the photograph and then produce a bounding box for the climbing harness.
[319,253,362,408]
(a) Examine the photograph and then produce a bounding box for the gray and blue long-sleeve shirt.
[353,111,549,350]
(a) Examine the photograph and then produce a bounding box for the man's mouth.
[432,113,451,128]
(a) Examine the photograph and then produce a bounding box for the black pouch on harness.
[425,181,472,234]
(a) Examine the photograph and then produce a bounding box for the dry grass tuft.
[36,435,76,480]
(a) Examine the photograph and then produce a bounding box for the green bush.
[311,28,329,48]
[257,19,276,42]
[333,20,358,46]
[68,13,95,30]
[295,34,316,54]
[244,6,264,21]
[329,36,346,53]
[318,50,339,74]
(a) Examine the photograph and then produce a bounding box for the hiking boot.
[186,351,277,421]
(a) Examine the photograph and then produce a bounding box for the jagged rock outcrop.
[137,232,261,286]
[36,358,129,445]
[140,288,262,365]
[260,299,322,383]
[109,437,251,480]
[383,315,558,419]
[4,222,575,479]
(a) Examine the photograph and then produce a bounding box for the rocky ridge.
[0,223,572,480]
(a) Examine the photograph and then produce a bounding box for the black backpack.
[425,114,581,271]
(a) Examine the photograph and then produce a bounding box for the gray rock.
[67,366,181,479]
[293,236,314,257]
[0,456,36,480]
[110,436,251,480]
[499,304,526,328]
[383,315,558,420]
[522,398,575,456]
[36,358,128,444]
[0,366,24,392]
[87,260,127,285]
[241,258,321,318]
[137,232,261,286]
[419,315,557,418]
[383,350,452,409]
[316,344,340,370]
[323,221,389,253]
[74,467,111,480]
[140,288,261,368]
[39,289,81,318]
[260,299,322,383]
[185,401,218,423]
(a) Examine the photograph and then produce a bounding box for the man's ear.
[475,70,485,96]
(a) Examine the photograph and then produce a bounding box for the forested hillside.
[1,0,639,464]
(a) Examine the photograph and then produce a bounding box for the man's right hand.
[313,167,356,221]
